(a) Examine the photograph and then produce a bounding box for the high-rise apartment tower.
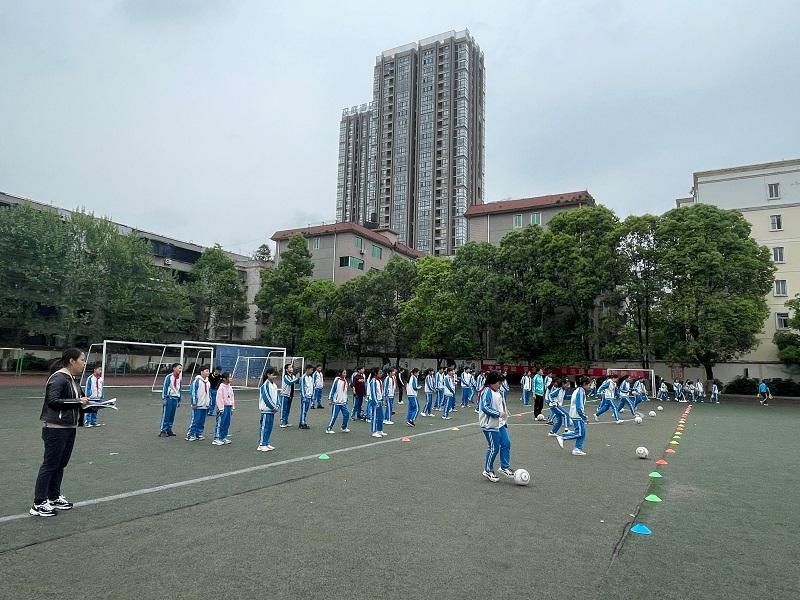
[336,29,485,256]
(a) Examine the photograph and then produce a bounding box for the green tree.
[330,275,374,364]
[253,243,272,262]
[298,279,341,369]
[189,245,249,340]
[653,204,775,380]
[0,204,71,345]
[452,242,501,360]
[400,257,477,365]
[255,234,313,353]
[614,214,661,368]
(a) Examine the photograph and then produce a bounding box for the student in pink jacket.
[212,373,235,445]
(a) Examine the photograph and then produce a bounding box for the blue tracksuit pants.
[443,394,455,417]
[423,392,434,415]
[385,396,394,421]
[259,412,275,446]
[596,397,620,421]
[160,397,179,433]
[561,418,586,450]
[352,394,365,419]
[522,390,531,406]
[327,403,350,430]
[300,397,312,425]
[482,425,511,473]
[207,389,218,416]
[314,388,324,407]
[619,395,637,415]
[280,395,292,425]
[371,404,385,433]
[549,405,571,434]
[461,388,472,407]
[187,407,207,437]
[406,395,419,422]
[214,405,232,441]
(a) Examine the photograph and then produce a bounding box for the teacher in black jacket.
[30,348,90,517]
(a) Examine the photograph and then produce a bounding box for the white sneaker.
[615,420,624,424]
[593,414,599,422]
[482,470,499,483]
[341,428,350,433]
[279,424,288,428]
[547,432,557,437]
[256,445,269,451]
[572,449,587,456]
[380,431,388,437]
[563,429,572,434]
[371,432,382,438]
[84,424,93,428]
[29,501,57,517]
[223,438,232,444]
[556,436,564,449]
[212,439,224,446]
[384,420,394,425]
[419,412,428,417]
[325,429,335,434]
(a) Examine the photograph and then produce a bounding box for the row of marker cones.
[632,405,693,536]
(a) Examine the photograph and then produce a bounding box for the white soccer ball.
[513,468,531,486]
[535,414,546,422]
[634,416,643,424]
[635,446,649,459]
[657,405,664,411]
[648,411,657,417]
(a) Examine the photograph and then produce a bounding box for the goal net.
[0,347,23,375]
[180,341,286,390]
[605,368,656,398]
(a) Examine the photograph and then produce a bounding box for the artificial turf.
[0,385,795,599]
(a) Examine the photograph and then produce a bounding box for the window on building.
[773,247,785,263]
[339,256,365,270]
[309,237,320,250]
[530,212,542,226]
[768,182,781,199]
[775,280,788,296]
[513,214,523,228]
[371,245,383,260]
[776,312,790,330]
[354,236,363,250]
[770,214,783,231]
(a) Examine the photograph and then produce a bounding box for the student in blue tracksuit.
[500,370,510,404]
[434,367,445,410]
[279,364,298,427]
[257,367,279,452]
[758,379,771,405]
[369,370,386,438]
[710,381,721,404]
[421,368,435,417]
[326,369,350,433]
[186,366,211,441]
[384,367,397,425]
[594,376,621,423]
[313,365,325,408]
[633,378,648,410]
[406,368,421,426]
[460,368,474,408]
[658,380,670,402]
[299,365,314,429]
[547,379,570,436]
[83,365,103,427]
[520,369,532,406]
[617,376,637,416]
[555,376,591,456]
[674,380,685,402]
[442,367,456,419]
[478,371,515,482]
[159,363,182,437]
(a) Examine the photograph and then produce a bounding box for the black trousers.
[534,394,544,417]
[34,427,76,503]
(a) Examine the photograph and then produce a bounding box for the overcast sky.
[1,0,798,256]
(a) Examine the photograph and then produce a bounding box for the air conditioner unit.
[164,258,173,266]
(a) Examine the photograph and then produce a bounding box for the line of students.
[658,379,721,403]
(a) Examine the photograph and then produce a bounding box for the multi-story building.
[0,191,266,341]
[336,103,373,224]
[338,29,485,256]
[271,222,421,285]
[465,191,596,245]
[678,158,800,363]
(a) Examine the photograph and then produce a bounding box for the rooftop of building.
[0,190,253,263]
[464,191,595,218]
[271,221,423,259]
[693,158,800,182]
[379,29,478,60]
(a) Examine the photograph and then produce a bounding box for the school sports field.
[0,383,798,600]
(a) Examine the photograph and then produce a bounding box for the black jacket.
[39,371,84,427]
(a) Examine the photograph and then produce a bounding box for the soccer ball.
[648,411,657,417]
[634,416,643,424]
[513,468,531,486]
[657,405,664,411]
[635,446,649,459]
[535,414,546,422]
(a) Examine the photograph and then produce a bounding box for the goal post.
[605,368,656,398]
[86,340,188,390]
[179,341,287,390]
[0,347,24,376]
[230,350,288,389]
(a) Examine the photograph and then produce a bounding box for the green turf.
[0,388,795,599]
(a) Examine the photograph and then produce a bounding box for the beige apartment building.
[464,191,596,245]
[272,222,421,284]
[678,158,800,365]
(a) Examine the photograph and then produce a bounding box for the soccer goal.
[0,347,23,376]
[605,368,656,398]
[179,341,287,390]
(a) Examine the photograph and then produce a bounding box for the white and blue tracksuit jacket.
[479,387,506,431]
[568,387,587,421]
[281,373,298,396]
[328,377,348,404]
[259,380,279,413]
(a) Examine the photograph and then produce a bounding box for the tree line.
[256,204,776,381]
[0,204,249,347]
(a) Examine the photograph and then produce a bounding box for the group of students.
[657,378,721,403]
